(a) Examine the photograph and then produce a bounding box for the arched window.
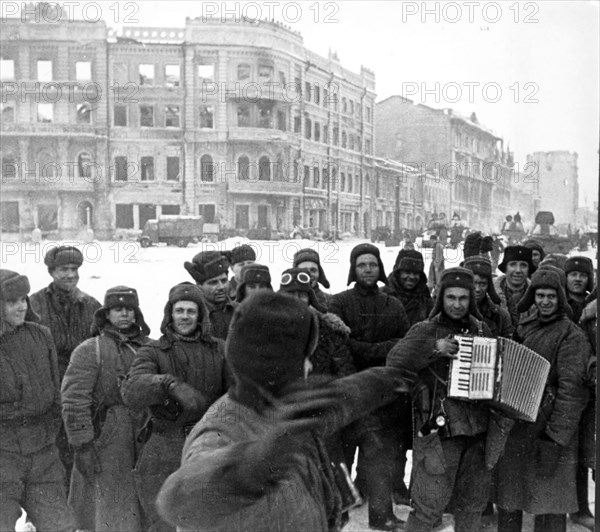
[342,131,347,149]
[201,154,214,182]
[313,166,320,187]
[238,155,250,181]
[348,173,353,193]
[341,172,346,192]
[258,156,271,181]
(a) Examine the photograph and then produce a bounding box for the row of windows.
[0,58,93,82]
[0,57,373,121]
[1,102,93,124]
[299,117,372,152]
[303,164,365,194]
[2,152,96,179]
[113,156,180,182]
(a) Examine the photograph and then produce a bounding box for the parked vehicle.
[138,215,204,248]
[371,226,392,243]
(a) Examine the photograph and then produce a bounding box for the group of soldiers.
[0,232,596,532]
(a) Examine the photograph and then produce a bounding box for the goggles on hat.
[280,271,311,286]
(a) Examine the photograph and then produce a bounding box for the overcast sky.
[105,0,599,207]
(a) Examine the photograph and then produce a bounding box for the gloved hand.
[74,441,102,478]
[535,434,563,478]
[251,386,344,484]
[167,380,208,417]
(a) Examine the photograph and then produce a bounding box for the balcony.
[227,179,301,196]
[1,173,95,192]
[220,82,293,103]
[1,122,105,137]
[228,127,294,143]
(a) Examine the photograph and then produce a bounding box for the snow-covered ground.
[1,237,597,336]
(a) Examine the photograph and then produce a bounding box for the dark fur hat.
[160,282,211,337]
[92,286,150,336]
[293,248,330,289]
[429,267,482,320]
[230,244,257,266]
[522,239,546,261]
[0,270,39,323]
[184,251,229,285]
[498,246,536,275]
[517,268,568,314]
[564,256,594,292]
[44,246,83,270]
[225,292,319,396]
[462,256,501,304]
[347,243,387,286]
[236,263,273,302]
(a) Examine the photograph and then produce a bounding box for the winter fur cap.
[293,248,330,289]
[463,232,494,259]
[498,245,536,275]
[393,249,427,286]
[236,263,273,303]
[230,244,257,266]
[540,253,568,271]
[462,256,501,304]
[517,268,568,314]
[225,291,319,396]
[44,246,83,270]
[278,268,326,313]
[522,239,546,261]
[564,256,594,292]
[92,286,150,336]
[0,270,40,323]
[0,269,30,301]
[347,243,387,286]
[184,251,229,285]
[429,267,482,320]
[160,282,211,337]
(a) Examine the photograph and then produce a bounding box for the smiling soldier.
[29,245,101,530]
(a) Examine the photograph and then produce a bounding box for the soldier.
[387,268,495,532]
[155,292,408,532]
[493,245,536,328]
[62,286,152,532]
[235,263,273,303]
[495,269,590,532]
[226,244,257,301]
[383,249,433,505]
[184,251,235,339]
[522,239,546,270]
[463,256,513,338]
[564,256,594,323]
[29,245,101,530]
[329,244,410,531]
[293,248,332,310]
[1,270,74,532]
[121,282,229,532]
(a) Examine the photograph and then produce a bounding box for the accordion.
[447,335,550,422]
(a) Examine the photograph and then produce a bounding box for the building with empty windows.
[375,96,534,232]
[526,151,578,226]
[1,11,378,239]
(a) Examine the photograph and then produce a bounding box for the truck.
[138,215,204,248]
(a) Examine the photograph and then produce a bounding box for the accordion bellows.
[448,336,550,422]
